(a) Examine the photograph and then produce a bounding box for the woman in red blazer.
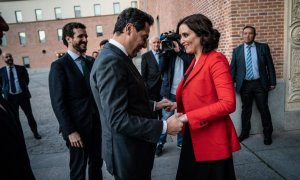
[174,14,241,180]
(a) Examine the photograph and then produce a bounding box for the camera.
[160,31,180,52]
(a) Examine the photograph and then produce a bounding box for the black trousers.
[67,127,103,180]
[240,79,273,136]
[7,92,38,134]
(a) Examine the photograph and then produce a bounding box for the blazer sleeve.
[186,55,236,130]
[49,62,76,136]
[265,44,276,86]
[93,56,162,143]
[230,48,237,82]
[22,66,30,85]
[141,54,148,82]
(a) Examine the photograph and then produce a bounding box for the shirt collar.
[152,50,159,55]
[109,39,128,56]
[6,64,15,69]
[67,50,81,61]
[244,42,255,48]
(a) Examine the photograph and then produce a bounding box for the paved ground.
[18,68,300,180]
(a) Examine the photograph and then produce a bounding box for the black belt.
[244,78,260,82]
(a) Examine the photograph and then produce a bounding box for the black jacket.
[49,53,101,140]
[230,42,276,93]
[90,43,163,178]
[0,65,31,99]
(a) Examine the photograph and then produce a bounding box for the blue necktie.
[154,52,159,65]
[9,67,16,93]
[246,45,254,80]
[78,57,90,85]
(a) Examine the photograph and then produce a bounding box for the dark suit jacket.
[160,50,194,99]
[141,50,162,101]
[230,42,276,93]
[90,43,163,178]
[0,65,31,99]
[0,96,35,180]
[49,53,100,140]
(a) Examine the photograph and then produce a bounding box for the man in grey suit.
[90,8,183,180]
[230,25,276,145]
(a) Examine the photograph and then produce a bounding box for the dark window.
[96,25,103,37]
[15,10,23,22]
[18,32,26,45]
[22,56,30,68]
[74,6,81,17]
[35,9,43,21]
[38,30,46,43]
[54,7,62,19]
[57,28,62,41]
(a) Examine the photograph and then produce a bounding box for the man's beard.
[73,43,87,53]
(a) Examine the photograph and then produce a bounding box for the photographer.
[155,33,194,156]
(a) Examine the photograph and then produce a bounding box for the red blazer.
[176,50,241,161]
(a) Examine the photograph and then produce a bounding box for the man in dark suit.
[90,8,183,180]
[0,52,41,139]
[230,25,276,145]
[49,22,103,180]
[141,36,162,103]
[1,96,36,180]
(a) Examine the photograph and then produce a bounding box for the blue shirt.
[67,50,84,74]
[151,50,160,65]
[6,65,22,94]
[244,42,260,80]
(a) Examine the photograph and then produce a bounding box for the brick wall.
[0,15,117,68]
[140,0,284,79]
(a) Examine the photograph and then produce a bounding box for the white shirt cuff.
[162,120,167,134]
[153,101,156,111]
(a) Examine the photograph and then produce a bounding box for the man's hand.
[155,99,173,110]
[68,131,84,148]
[167,114,183,135]
[164,101,177,112]
[173,41,180,53]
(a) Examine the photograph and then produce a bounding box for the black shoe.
[34,133,42,139]
[238,133,249,142]
[177,144,182,149]
[155,144,163,156]
[264,136,272,145]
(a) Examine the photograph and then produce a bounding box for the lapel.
[254,42,261,66]
[183,52,209,87]
[64,53,86,79]
[150,51,160,71]
[1,67,8,83]
[240,44,246,69]
[107,43,144,82]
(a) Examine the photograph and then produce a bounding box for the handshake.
[155,99,188,135]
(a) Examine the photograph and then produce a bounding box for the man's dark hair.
[176,14,220,53]
[99,39,108,47]
[243,25,256,36]
[62,22,86,47]
[113,8,154,35]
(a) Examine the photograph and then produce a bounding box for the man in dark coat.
[49,22,103,180]
[0,52,41,139]
[90,8,183,180]
[230,25,276,145]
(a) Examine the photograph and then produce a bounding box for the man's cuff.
[162,120,167,134]
[153,101,156,111]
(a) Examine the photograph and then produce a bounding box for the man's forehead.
[73,28,87,34]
